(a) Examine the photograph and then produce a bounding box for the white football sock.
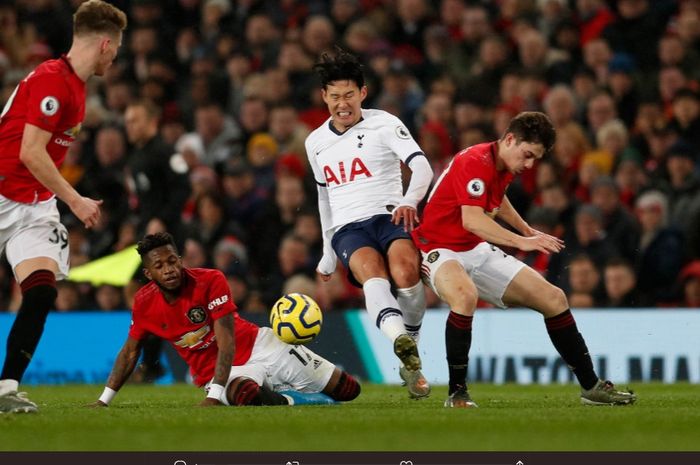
[0,379,19,396]
[363,277,406,342]
[396,281,426,345]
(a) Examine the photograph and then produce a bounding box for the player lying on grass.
[89,232,360,407]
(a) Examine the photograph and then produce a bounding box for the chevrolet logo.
[174,325,210,348]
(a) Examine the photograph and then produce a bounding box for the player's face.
[94,32,122,76]
[502,133,545,174]
[322,80,367,131]
[144,245,183,291]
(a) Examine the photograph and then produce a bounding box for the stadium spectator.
[90,232,361,408]
[602,257,649,307]
[124,99,191,239]
[306,49,433,399]
[0,0,127,414]
[547,204,620,289]
[634,190,684,303]
[589,176,640,262]
[411,111,636,407]
[678,260,700,307]
[565,253,604,306]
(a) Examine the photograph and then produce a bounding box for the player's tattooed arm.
[106,337,144,391]
[201,313,235,406]
[87,337,143,407]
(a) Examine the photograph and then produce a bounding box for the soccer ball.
[270,293,323,344]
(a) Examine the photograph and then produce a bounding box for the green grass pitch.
[1,383,699,451]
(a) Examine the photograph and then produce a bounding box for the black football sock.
[545,309,598,390]
[329,371,361,401]
[446,311,473,395]
[1,270,56,382]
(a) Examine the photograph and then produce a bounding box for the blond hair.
[73,0,127,37]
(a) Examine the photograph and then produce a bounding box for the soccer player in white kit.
[306,48,434,399]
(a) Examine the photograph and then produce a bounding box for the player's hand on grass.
[391,205,419,232]
[199,397,223,407]
[85,400,108,408]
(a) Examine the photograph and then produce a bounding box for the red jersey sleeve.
[449,153,493,209]
[206,271,237,320]
[24,73,70,133]
[127,301,149,341]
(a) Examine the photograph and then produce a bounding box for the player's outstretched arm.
[20,123,103,229]
[497,195,565,247]
[87,337,143,407]
[200,313,234,407]
[462,205,563,254]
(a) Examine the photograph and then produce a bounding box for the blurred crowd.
[1,0,700,314]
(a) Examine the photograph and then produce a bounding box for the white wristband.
[207,383,225,401]
[98,387,117,405]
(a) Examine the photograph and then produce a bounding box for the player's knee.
[227,377,262,406]
[329,371,361,402]
[446,286,478,314]
[547,286,569,313]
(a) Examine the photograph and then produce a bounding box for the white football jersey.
[306,109,424,232]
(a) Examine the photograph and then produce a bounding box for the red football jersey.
[412,142,515,252]
[129,268,259,387]
[0,55,86,203]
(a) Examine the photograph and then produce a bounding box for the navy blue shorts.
[331,214,411,287]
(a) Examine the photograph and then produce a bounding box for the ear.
[321,88,329,105]
[100,37,112,54]
[143,267,152,281]
[360,86,368,102]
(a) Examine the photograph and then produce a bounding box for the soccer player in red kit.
[90,233,360,408]
[0,0,127,413]
[412,112,636,407]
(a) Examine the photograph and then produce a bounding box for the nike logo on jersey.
[323,158,372,186]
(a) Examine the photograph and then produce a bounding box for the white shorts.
[0,195,69,280]
[212,327,336,405]
[419,242,526,308]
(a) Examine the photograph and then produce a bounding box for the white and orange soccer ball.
[269,293,323,344]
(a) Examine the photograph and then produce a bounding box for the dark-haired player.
[306,48,433,398]
[0,0,127,413]
[90,233,360,408]
[413,112,637,407]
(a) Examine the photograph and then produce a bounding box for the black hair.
[136,232,178,259]
[502,111,556,154]
[312,46,365,89]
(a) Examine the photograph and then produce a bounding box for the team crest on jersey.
[427,251,440,263]
[395,126,410,139]
[40,96,59,116]
[187,307,207,324]
[467,178,485,197]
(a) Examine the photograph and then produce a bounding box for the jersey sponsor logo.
[207,295,229,310]
[467,178,485,197]
[323,158,372,186]
[187,306,207,324]
[40,96,59,116]
[53,138,72,147]
[427,251,440,263]
[174,325,210,349]
[395,126,410,139]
